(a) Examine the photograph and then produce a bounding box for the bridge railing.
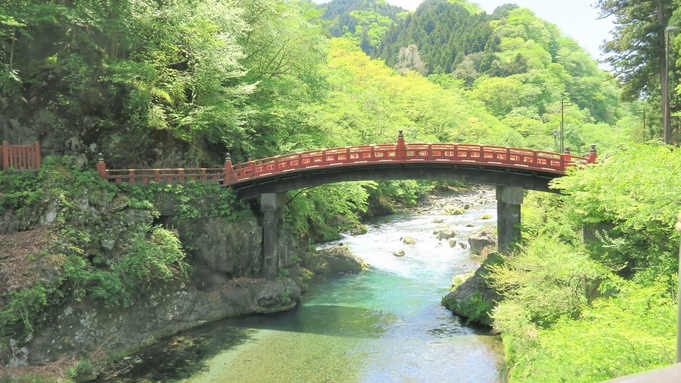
[97,160,224,184]
[1,141,41,171]
[226,143,591,185]
[94,132,597,186]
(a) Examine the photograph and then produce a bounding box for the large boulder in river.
[434,229,457,241]
[468,230,497,255]
[442,252,504,326]
[302,245,368,274]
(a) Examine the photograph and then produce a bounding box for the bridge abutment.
[261,192,286,281]
[496,186,524,254]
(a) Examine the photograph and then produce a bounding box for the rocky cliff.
[0,168,303,379]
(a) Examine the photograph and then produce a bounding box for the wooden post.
[223,152,234,185]
[2,141,8,170]
[96,153,107,179]
[34,141,40,169]
[563,146,572,169]
[587,144,598,164]
[396,130,406,160]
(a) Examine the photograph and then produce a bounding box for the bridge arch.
[224,131,596,199]
[95,132,597,281]
[222,132,596,280]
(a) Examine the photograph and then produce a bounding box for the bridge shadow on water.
[101,303,394,382]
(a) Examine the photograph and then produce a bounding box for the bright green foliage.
[285,182,369,242]
[505,283,676,382]
[305,38,524,147]
[117,226,188,294]
[492,145,681,382]
[490,238,609,331]
[236,0,329,159]
[320,0,404,55]
[0,0,251,166]
[122,181,249,224]
[552,144,681,278]
[0,284,49,334]
[373,0,622,135]
[366,180,429,206]
[455,290,493,323]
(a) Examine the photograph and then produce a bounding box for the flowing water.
[109,200,504,383]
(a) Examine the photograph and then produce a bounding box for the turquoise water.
[109,204,503,382]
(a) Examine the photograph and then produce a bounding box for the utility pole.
[665,26,678,144]
[676,211,681,362]
[560,98,573,153]
[643,107,647,138]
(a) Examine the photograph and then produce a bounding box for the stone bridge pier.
[259,185,524,280]
[261,192,286,281]
[496,185,523,254]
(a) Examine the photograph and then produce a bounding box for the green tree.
[597,0,674,140]
[237,0,329,158]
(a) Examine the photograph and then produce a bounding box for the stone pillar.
[261,192,286,281]
[496,186,524,254]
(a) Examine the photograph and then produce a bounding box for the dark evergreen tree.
[377,0,493,75]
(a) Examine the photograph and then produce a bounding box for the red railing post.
[396,130,406,160]
[563,147,572,169]
[2,141,8,170]
[587,144,598,164]
[223,152,235,184]
[96,153,108,179]
[34,141,40,169]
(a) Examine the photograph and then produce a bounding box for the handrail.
[94,132,597,186]
[225,143,591,186]
[99,167,224,184]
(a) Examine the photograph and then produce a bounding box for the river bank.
[105,187,504,382]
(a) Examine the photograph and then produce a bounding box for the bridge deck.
[95,132,597,192]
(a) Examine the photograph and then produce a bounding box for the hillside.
[314,0,633,153]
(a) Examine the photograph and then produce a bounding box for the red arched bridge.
[96,131,597,199]
[96,131,597,279]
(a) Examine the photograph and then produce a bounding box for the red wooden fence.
[1,141,41,171]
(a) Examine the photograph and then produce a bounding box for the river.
[108,194,504,382]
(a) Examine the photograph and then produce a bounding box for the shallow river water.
[110,201,504,383]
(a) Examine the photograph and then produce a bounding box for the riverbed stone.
[393,250,406,257]
[434,229,457,241]
[323,246,367,272]
[402,236,416,245]
[443,205,465,215]
[302,245,367,274]
[468,230,497,255]
[442,252,504,326]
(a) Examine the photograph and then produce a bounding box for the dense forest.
[1,0,681,381]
